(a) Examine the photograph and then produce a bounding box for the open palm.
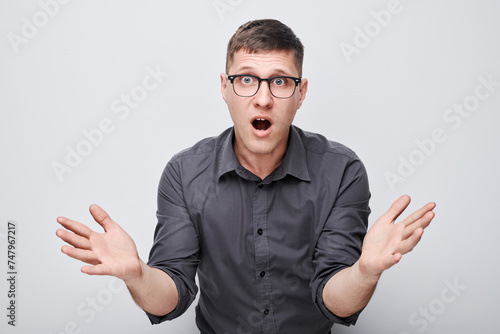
[359,195,436,277]
[56,204,142,281]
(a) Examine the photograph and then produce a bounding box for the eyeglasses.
[227,74,301,99]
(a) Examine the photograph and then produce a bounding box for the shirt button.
[257,184,263,189]
[263,309,269,315]
[260,271,266,277]
[257,228,263,235]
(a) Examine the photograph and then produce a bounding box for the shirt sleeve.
[310,157,371,326]
[146,159,200,324]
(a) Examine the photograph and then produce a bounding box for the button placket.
[252,183,276,333]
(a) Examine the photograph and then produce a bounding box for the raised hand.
[359,195,436,278]
[56,204,142,281]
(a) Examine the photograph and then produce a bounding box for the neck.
[233,138,288,180]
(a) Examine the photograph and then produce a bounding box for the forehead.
[228,49,299,77]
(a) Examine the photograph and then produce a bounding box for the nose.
[253,80,273,108]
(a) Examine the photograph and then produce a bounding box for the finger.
[398,227,425,255]
[56,228,92,250]
[61,245,100,265]
[381,195,411,224]
[89,204,117,232]
[402,211,435,239]
[402,202,436,227]
[57,216,93,238]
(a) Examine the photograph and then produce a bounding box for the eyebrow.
[232,66,293,77]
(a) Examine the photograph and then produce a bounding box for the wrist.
[123,260,147,287]
[354,259,381,285]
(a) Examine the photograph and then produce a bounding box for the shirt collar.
[274,125,311,182]
[217,126,311,182]
[217,128,241,179]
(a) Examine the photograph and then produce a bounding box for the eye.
[272,77,287,86]
[241,76,254,84]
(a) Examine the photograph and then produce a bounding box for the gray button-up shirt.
[147,125,371,334]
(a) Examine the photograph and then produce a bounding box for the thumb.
[82,264,112,276]
[384,253,402,270]
[89,204,116,232]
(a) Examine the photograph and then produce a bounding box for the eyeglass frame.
[226,74,302,99]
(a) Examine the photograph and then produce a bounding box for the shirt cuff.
[315,272,364,326]
[145,267,195,324]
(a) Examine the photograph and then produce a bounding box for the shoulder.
[159,128,231,188]
[293,126,359,161]
[293,127,369,195]
[170,128,231,163]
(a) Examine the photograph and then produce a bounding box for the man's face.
[221,49,308,160]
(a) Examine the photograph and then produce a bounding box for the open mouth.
[252,118,272,131]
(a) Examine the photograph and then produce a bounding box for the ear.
[297,78,308,109]
[220,72,228,103]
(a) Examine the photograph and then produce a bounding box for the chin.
[247,141,278,155]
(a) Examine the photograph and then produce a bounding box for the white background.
[1,0,499,333]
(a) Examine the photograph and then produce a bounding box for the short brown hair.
[225,19,304,76]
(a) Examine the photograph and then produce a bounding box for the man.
[56,19,436,334]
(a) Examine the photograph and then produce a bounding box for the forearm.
[322,260,380,318]
[125,260,179,317]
